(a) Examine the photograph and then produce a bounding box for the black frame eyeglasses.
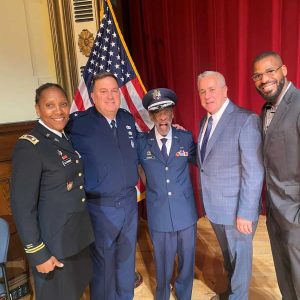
[252,65,283,82]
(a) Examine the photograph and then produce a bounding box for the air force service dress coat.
[10,122,94,300]
[137,127,198,300]
[67,106,138,200]
[137,128,198,232]
[66,106,139,300]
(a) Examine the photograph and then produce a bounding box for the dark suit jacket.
[137,128,198,232]
[11,122,94,266]
[263,83,300,232]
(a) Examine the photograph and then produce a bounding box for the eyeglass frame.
[252,65,283,82]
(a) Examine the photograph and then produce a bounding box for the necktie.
[61,132,69,141]
[110,120,117,141]
[160,138,168,161]
[200,116,213,162]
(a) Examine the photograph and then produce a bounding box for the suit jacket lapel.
[204,101,235,162]
[264,83,296,151]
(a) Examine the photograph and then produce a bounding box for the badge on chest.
[176,147,188,157]
[57,150,72,166]
[144,150,155,160]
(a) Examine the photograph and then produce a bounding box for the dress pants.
[150,224,196,300]
[87,197,138,300]
[210,221,257,300]
[33,246,92,300]
[267,210,300,300]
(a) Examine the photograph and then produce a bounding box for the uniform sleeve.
[187,132,197,166]
[238,114,264,221]
[10,141,51,266]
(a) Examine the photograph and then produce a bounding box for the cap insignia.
[152,89,161,101]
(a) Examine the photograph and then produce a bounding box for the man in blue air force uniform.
[137,88,198,300]
[66,73,138,300]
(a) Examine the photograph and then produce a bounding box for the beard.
[256,77,285,104]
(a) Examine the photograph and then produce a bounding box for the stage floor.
[134,215,281,300]
[19,216,281,299]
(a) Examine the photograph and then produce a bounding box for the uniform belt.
[86,190,136,207]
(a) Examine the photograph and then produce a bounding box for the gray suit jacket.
[263,83,300,230]
[198,100,264,225]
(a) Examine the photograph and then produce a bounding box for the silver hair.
[197,71,226,87]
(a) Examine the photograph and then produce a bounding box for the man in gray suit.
[252,51,300,300]
[197,71,264,300]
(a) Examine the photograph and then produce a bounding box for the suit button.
[78,172,82,176]
[166,179,170,183]
[81,198,85,202]
[80,185,83,189]
[168,192,172,196]
[165,167,169,171]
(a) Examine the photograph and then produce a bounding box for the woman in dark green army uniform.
[10,83,94,300]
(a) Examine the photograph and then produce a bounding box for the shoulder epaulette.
[19,134,39,145]
[175,128,193,135]
[120,108,133,116]
[69,110,89,120]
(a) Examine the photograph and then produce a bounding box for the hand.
[172,123,186,131]
[36,256,64,273]
[236,217,252,234]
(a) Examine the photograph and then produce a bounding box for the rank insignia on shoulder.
[19,134,39,145]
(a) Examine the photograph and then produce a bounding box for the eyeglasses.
[252,65,283,82]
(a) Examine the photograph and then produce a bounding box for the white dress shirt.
[155,126,172,155]
[38,119,67,138]
[200,98,229,147]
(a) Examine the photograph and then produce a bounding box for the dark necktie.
[161,138,168,161]
[61,132,69,142]
[200,116,213,162]
[110,120,117,141]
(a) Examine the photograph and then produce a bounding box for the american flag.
[71,0,152,132]
[71,0,152,199]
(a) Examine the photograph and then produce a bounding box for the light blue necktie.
[200,116,213,162]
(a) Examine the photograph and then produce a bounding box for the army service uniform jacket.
[10,122,94,266]
[137,128,198,232]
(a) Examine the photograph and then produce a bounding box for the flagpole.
[106,0,147,93]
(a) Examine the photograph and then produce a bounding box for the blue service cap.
[142,88,177,112]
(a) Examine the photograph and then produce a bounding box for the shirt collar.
[105,116,117,127]
[154,126,172,141]
[207,98,229,121]
[38,119,63,137]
